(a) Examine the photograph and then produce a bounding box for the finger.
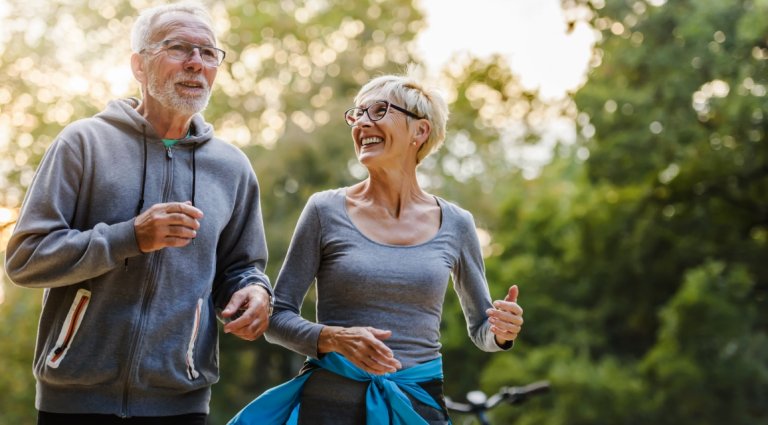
[505,285,519,303]
[490,316,523,333]
[365,329,398,358]
[162,236,195,248]
[164,212,202,231]
[229,319,268,341]
[222,291,249,318]
[491,315,522,334]
[491,299,523,316]
[368,328,393,341]
[223,288,271,334]
[487,307,524,325]
[491,323,521,341]
[349,334,400,372]
[365,345,401,371]
[359,354,397,375]
[165,224,198,238]
[366,349,401,371]
[173,202,204,219]
[224,311,267,337]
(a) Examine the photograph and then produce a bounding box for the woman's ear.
[413,119,431,147]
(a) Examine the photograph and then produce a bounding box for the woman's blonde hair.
[354,74,449,164]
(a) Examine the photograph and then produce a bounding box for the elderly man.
[4,2,271,424]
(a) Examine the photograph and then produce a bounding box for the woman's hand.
[318,326,402,375]
[487,285,524,347]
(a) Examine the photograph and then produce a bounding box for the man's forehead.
[150,12,215,44]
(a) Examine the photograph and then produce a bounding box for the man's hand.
[222,285,271,341]
[134,201,203,253]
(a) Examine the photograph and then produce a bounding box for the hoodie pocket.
[186,298,203,380]
[46,288,91,368]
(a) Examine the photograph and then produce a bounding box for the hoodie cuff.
[110,219,143,260]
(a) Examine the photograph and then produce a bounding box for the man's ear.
[131,53,146,85]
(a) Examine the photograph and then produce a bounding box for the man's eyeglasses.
[344,100,425,127]
[142,39,226,67]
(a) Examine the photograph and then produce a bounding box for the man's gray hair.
[130,1,216,53]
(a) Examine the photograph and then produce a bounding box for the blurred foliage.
[0,282,40,424]
[478,0,768,424]
[4,0,763,424]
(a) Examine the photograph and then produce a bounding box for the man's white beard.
[147,71,211,115]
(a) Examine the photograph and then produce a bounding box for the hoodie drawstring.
[191,144,197,207]
[126,127,149,271]
[126,125,197,269]
[137,125,148,216]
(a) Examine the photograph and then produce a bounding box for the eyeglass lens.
[345,101,389,126]
[164,40,224,66]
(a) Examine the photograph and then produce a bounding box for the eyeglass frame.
[141,38,226,67]
[344,100,425,127]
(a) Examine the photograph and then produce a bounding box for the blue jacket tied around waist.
[227,353,450,425]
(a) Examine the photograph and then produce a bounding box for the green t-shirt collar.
[162,128,192,147]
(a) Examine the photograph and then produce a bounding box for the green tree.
[480,0,768,423]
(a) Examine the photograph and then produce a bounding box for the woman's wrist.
[317,326,338,354]
[494,335,513,349]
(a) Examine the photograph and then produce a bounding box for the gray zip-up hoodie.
[4,98,271,417]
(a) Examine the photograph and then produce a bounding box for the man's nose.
[184,48,204,70]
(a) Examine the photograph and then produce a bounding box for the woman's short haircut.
[354,74,450,164]
[130,1,216,53]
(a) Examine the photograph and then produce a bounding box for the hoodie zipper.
[120,142,176,418]
[120,250,163,418]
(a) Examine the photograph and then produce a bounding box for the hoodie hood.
[94,98,214,147]
[93,98,214,217]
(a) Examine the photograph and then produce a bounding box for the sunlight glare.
[416,0,595,99]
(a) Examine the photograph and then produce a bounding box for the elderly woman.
[229,75,524,425]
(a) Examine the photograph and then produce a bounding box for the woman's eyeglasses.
[344,100,424,127]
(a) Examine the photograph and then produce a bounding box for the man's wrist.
[256,284,273,317]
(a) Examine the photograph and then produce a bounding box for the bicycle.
[445,380,550,425]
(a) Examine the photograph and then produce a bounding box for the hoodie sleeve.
[210,154,271,312]
[4,136,141,288]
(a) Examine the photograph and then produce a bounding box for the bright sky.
[415,0,595,99]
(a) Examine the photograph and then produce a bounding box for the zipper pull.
[166,146,173,159]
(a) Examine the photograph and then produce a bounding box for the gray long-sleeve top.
[266,189,508,368]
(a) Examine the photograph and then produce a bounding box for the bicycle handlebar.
[445,380,550,414]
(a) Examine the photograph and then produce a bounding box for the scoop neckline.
[340,188,445,248]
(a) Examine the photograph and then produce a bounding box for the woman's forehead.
[357,89,392,106]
